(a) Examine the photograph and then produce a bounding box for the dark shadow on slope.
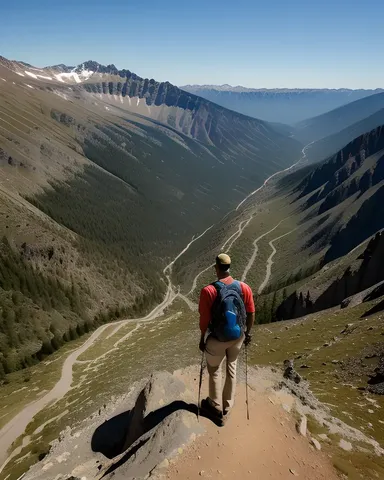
[92,409,133,459]
[362,299,384,318]
[325,186,384,263]
[101,437,150,477]
[92,400,215,460]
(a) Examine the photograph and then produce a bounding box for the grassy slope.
[250,301,384,480]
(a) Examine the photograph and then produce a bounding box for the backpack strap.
[211,281,226,292]
[230,280,243,297]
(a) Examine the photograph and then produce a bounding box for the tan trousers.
[205,334,244,412]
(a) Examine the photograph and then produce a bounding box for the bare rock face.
[23,372,203,480]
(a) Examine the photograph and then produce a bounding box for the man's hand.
[244,333,252,346]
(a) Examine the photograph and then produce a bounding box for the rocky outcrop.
[23,372,202,480]
[283,359,302,384]
[277,231,384,320]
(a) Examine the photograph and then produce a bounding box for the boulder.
[23,372,203,480]
[283,360,302,384]
[310,437,321,450]
[296,416,307,437]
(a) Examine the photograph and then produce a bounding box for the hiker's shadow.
[91,400,218,460]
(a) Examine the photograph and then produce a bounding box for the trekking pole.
[197,351,205,421]
[245,343,250,421]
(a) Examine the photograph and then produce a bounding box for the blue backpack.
[209,281,247,341]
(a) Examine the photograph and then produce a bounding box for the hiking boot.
[200,398,224,426]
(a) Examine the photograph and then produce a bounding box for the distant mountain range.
[181,85,384,125]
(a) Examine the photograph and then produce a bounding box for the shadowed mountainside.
[274,126,384,319]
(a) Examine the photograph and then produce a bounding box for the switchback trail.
[187,143,310,296]
[258,227,299,294]
[241,219,286,282]
[186,215,253,297]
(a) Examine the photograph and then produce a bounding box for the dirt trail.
[235,146,308,211]
[187,216,253,296]
[241,219,286,282]
[166,370,339,480]
[0,299,171,471]
[257,227,298,294]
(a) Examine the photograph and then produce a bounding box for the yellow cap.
[216,253,231,266]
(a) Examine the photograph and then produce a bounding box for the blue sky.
[1,0,383,88]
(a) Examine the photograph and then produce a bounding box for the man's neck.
[217,272,231,281]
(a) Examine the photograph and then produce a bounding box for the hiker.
[199,253,255,421]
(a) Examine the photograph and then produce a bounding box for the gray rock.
[310,438,321,450]
[296,416,307,437]
[283,360,302,384]
[341,323,354,334]
[339,439,353,451]
[368,382,384,395]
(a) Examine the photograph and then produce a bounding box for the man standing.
[199,253,255,423]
